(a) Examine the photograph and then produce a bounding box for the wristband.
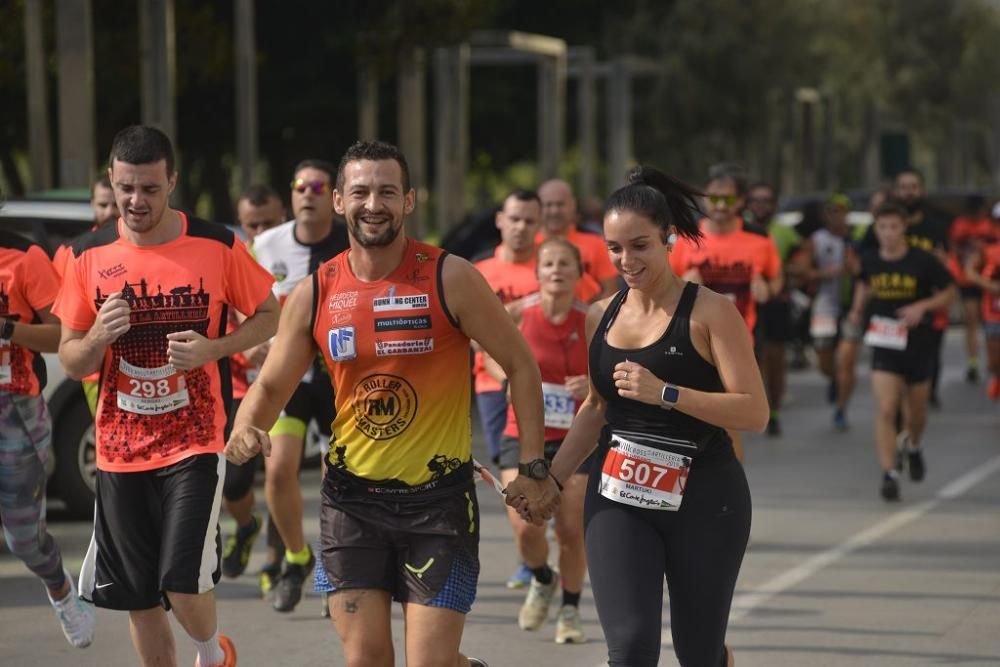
[0,318,14,341]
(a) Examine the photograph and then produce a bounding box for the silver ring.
[624,370,629,381]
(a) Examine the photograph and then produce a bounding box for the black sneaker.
[259,562,281,600]
[880,472,900,502]
[766,417,781,437]
[468,659,490,667]
[966,366,979,383]
[907,448,925,482]
[273,547,315,613]
[222,514,261,578]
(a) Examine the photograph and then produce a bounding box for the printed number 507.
[618,459,670,486]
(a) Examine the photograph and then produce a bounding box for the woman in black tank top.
[550,166,769,667]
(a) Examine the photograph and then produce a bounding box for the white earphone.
[666,232,677,246]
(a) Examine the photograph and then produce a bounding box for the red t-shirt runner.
[503,295,588,442]
[669,219,780,332]
[0,232,61,396]
[52,212,275,472]
[473,247,600,394]
[536,227,617,287]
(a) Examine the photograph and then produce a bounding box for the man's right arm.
[226,278,318,463]
[58,292,131,380]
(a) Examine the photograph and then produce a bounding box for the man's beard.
[349,216,401,247]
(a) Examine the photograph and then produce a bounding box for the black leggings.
[584,448,751,667]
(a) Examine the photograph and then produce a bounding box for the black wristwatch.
[660,383,679,409]
[0,318,14,341]
[518,458,551,481]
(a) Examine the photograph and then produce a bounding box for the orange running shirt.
[503,296,588,441]
[669,219,780,332]
[472,250,540,393]
[313,240,472,486]
[52,212,275,472]
[980,243,1000,324]
[949,216,998,286]
[0,232,61,397]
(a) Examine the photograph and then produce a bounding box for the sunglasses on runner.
[706,194,740,206]
[290,179,330,195]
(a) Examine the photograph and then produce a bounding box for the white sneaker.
[47,568,95,648]
[517,572,558,631]
[555,604,586,644]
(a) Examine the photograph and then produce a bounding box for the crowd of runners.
[1,124,998,666]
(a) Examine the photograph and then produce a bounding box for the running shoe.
[273,546,315,613]
[194,633,237,667]
[468,659,490,667]
[966,366,979,383]
[222,514,261,578]
[832,408,848,432]
[518,572,558,631]
[259,562,281,600]
[506,562,533,589]
[987,376,1000,401]
[555,604,586,644]
[880,471,900,502]
[47,568,95,649]
[766,417,781,437]
[907,448,926,482]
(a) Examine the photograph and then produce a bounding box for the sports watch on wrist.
[0,318,14,341]
[518,458,551,481]
[660,383,679,409]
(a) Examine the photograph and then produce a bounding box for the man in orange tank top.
[225,141,559,667]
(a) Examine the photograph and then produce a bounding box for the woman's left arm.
[613,292,769,432]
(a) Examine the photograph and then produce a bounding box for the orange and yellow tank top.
[312,240,472,486]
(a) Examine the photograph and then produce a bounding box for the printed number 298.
[129,379,170,398]
[617,459,670,486]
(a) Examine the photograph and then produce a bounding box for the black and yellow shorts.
[316,468,480,614]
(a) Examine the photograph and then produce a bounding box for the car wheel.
[52,396,96,519]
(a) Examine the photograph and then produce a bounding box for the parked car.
[0,198,326,519]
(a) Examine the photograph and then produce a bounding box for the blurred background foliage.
[1,0,999,224]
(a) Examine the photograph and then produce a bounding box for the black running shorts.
[318,473,480,613]
[79,453,224,610]
[870,329,934,385]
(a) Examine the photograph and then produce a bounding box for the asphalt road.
[2,330,999,666]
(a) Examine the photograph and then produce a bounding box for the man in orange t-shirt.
[1,229,96,648]
[538,179,618,298]
[53,126,278,667]
[473,190,545,467]
[670,163,782,458]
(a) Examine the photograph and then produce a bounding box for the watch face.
[529,459,550,479]
[662,385,679,404]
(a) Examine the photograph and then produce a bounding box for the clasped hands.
[504,475,561,526]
